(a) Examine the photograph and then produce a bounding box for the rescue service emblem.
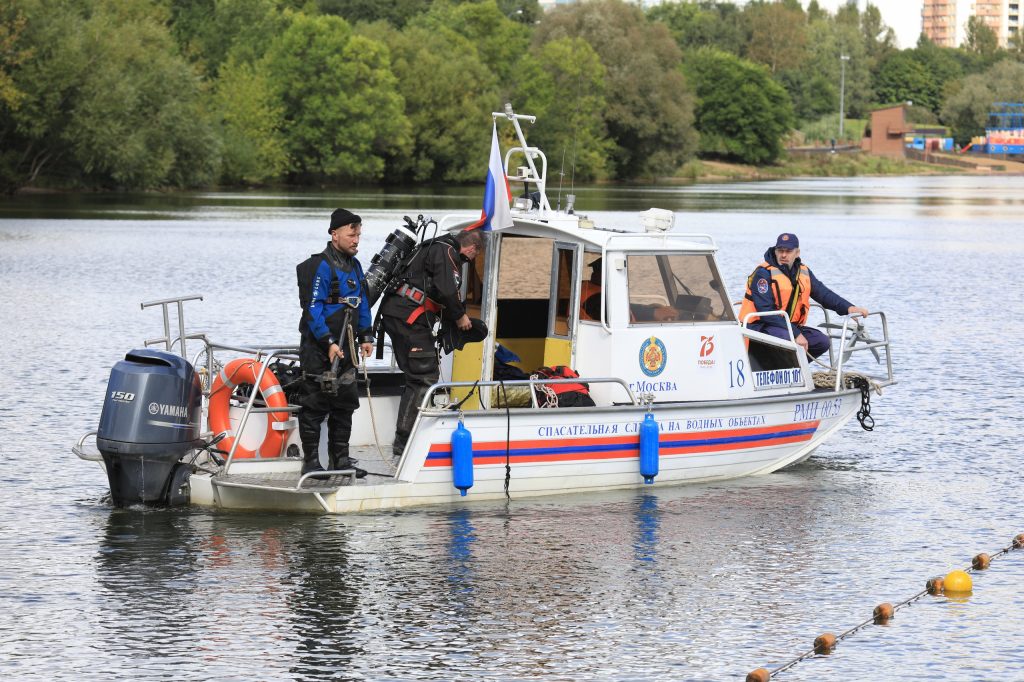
[639,336,667,377]
[756,278,769,294]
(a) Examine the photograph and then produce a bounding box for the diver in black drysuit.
[379,229,483,459]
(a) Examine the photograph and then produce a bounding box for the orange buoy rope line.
[747,532,1024,680]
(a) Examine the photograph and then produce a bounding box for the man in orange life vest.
[739,233,868,358]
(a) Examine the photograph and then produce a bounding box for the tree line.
[1,0,1022,194]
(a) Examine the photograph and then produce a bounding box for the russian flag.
[466,123,514,231]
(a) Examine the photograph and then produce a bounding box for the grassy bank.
[671,151,957,183]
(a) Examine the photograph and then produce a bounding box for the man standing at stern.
[739,233,868,359]
[296,208,373,478]
[381,229,484,459]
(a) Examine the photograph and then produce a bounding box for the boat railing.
[740,307,894,391]
[422,377,638,412]
[739,309,800,348]
[603,233,717,249]
[828,311,893,389]
[141,294,204,358]
[72,431,102,462]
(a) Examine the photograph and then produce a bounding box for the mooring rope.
[746,532,1024,681]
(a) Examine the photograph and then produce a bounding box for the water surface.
[1,176,1022,680]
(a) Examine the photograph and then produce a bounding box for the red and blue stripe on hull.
[424,420,821,468]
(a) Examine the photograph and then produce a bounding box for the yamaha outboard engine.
[96,349,202,506]
[363,218,420,306]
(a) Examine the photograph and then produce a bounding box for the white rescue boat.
[73,106,895,513]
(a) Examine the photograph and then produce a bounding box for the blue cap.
[775,233,799,249]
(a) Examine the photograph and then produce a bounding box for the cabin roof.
[447,214,718,253]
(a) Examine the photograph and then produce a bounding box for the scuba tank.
[363,216,427,306]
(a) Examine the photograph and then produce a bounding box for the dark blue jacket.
[304,247,372,351]
[749,247,852,335]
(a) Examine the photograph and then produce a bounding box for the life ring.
[208,358,290,459]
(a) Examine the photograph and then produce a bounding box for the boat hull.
[188,388,861,513]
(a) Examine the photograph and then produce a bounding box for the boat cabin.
[444,219,806,409]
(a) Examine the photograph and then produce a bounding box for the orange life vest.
[739,262,811,326]
[579,280,601,321]
[533,365,590,396]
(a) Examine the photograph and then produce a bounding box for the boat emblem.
[700,336,715,358]
[639,336,667,377]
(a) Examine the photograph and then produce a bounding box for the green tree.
[165,0,288,77]
[316,0,431,28]
[874,51,938,111]
[0,0,30,110]
[1009,29,1024,62]
[408,0,531,87]
[1,0,217,192]
[512,37,613,181]
[941,60,1024,144]
[211,57,288,184]
[534,0,696,179]
[647,1,747,56]
[262,12,411,182]
[744,2,807,74]
[965,16,999,60]
[861,3,897,71]
[375,22,499,182]
[683,48,794,164]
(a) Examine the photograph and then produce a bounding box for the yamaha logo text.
[148,402,190,418]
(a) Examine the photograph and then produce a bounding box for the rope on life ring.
[208,358,290,459]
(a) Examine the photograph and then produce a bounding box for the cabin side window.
[626,254,736,324]
[578,252,603,323]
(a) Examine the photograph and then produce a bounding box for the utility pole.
[839,54,850,139]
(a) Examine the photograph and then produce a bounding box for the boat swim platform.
[210,445,400,494]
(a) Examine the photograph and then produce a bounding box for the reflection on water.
[1,176,1023,680]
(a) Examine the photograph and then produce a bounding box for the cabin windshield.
[626,253,735,323]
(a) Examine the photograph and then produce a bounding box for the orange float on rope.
[1013,533,1024,549]
[972,553,991,570]
[746,668,770,682]
[813,632,836,655]
[208,358,290,459]
[873,602,894,624]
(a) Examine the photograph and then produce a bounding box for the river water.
[1,176,1023,680]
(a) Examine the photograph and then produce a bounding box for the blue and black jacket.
[297,245,372,353]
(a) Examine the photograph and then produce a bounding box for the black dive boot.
[300,443,327,479]
[330,444,367,479]
[392,385,427,459]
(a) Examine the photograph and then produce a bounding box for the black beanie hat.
[329,208,361,233]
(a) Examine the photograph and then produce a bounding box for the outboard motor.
[363,218,420,306]
[96,349,202,506]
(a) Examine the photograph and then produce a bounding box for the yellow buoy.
[943,569,973,595]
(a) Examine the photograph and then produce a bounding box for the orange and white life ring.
[208,358,290,459]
